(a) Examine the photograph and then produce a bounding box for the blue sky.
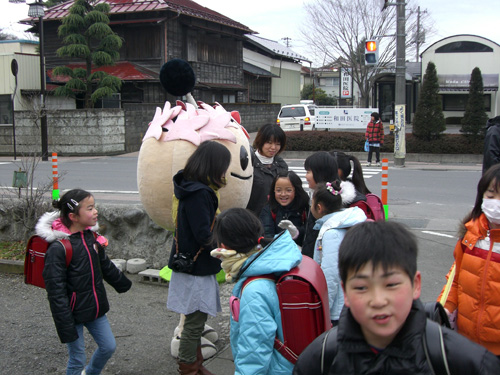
[2,0,499,65]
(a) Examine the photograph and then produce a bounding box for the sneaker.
[366,162,372,167]
[376,162,381,167]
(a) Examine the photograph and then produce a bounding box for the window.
[280,107,306,117]
[442,94,491,111]
[436,41,493,53]
[0,95,12,125]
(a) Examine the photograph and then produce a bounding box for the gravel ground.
[0,272,233,375]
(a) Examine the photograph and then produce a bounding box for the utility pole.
[281,37,291,48]
[393,0,406,167]
[415,6,427,63]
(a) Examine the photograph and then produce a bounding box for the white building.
[421,35,499,121]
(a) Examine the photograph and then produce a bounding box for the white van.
[276,103,317,131]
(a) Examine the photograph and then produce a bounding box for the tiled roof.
[245,34,310,62]
[26,0,253,33]
[47,61,159,82]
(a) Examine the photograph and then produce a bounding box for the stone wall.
[0,201,173,269]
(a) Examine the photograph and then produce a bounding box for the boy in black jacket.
[294,221,500,375]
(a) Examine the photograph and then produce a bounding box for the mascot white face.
[137,100,253,231]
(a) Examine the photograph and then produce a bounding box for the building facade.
[421,35,500,122]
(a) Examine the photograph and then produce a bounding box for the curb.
[0,259,24,274]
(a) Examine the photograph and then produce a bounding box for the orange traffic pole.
[52,152,59,201]
[381,158,388,220]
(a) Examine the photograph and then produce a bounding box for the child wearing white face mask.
[438,163,500,357]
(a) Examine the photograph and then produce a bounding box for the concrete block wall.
[14,109,126,156]
[223,103,281,133]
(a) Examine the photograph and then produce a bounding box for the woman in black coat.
[246,124,288,217]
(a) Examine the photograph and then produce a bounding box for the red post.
[52,152,59,200]
[381,159,388,220]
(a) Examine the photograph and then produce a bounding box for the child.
[311,180,366,326]
[211,207,302,375]
[246,124,288,217]
[302,151,339,258]
[365,111,384,167]
[439,163,500,356]
[166,140,231,375]
[259,171,310,245]
[38,189,132,375]
[331,150,381,220]
[294,221,500,374]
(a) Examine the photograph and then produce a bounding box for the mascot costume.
[137,59,253,360]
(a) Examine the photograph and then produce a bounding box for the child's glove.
[278,220,299,239]
[445,308,457,330]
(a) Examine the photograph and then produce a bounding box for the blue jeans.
[66,315,116,375]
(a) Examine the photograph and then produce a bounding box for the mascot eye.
[240,145,249,170]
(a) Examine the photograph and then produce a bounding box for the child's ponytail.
[314,180,356,214]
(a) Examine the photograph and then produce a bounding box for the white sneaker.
[376,162,381,167]
[366,162,372,167]
[81,370,86,375]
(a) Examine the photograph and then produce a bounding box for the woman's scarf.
[210,246,261,282]
[255,150,274,165]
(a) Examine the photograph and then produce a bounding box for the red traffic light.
[366,40,377,52]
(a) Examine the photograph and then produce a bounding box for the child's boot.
[196,346,215,375]
[177,360,199,375]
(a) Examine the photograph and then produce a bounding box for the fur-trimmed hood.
[35,211,99,242]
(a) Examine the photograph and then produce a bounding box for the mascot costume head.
[137,59,253,231]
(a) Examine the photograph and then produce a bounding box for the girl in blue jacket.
[211,208,302,375]
[311,180,366,326]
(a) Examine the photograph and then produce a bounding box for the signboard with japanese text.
[340,68,352,99]
[316,108,377,129]
[394,104,406,157]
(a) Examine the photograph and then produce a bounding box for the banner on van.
[315,108,377,129]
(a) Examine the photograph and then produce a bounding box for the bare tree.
[302,0,433,106]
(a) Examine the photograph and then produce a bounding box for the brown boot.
[177,360,199,375]
[196,346,215,375]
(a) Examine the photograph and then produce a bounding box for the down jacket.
[259,203,308,246]
[294,300,500,374]
[313,207,367,321]
[39,212,131,343]
[440,214,500,355]
[230,231,302,375]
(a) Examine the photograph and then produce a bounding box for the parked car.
[276,103,317,131]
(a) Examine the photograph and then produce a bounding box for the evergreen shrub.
[284,131,483,154]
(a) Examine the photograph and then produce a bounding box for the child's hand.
[445,308,457,330]
[278,220,299,239]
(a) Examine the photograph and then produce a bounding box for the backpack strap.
[321,328,338,375]
[56,238,73,267]
[423,320,450,375]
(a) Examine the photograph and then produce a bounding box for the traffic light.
[365,40,379,66]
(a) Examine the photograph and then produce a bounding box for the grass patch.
[0,241,26,261]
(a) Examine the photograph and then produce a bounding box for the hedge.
[284,131,483,154]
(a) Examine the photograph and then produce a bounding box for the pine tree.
[53,0,122,108]
[460,67,488,137]
[412,61,446,140]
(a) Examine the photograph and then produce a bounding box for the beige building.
[0,40,42,123]
[421,35,500,121]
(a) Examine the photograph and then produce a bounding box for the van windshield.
[280,107,306,117]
